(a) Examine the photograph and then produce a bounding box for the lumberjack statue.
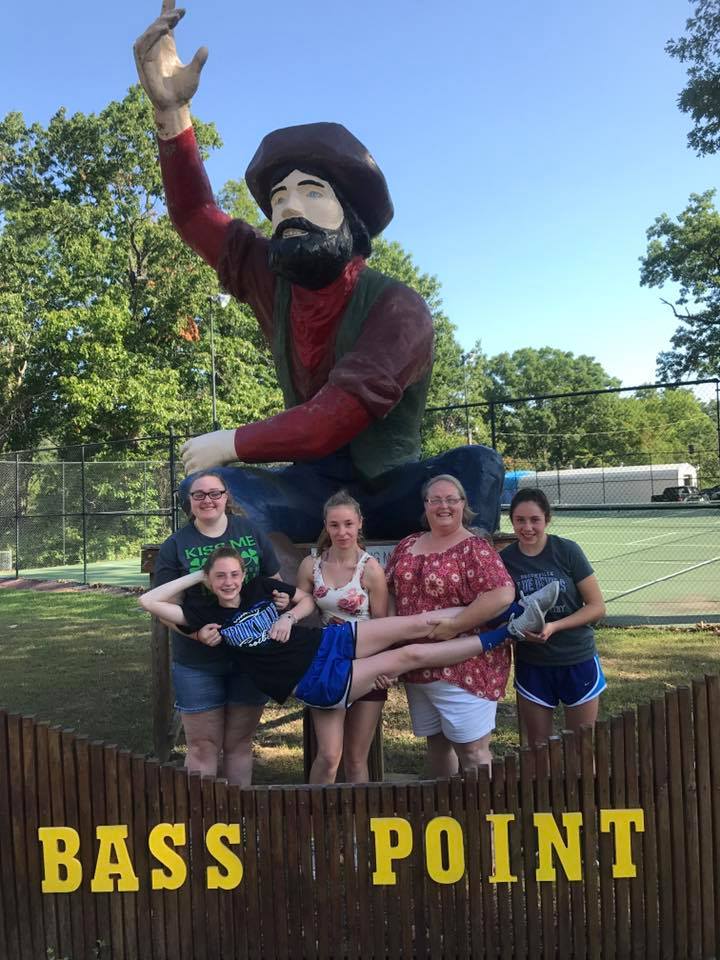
[134,1,503,540]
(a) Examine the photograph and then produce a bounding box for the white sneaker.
[520,581,559,614]
[508,597,544,639]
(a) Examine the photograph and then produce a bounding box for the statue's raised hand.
[133,1,208,138]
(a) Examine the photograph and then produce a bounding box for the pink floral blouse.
[385,534,513,700]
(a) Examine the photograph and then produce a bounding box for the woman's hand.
[193,623,222,647]
[373,674,397,690]
[522,621,558,644]
[269,613,295,643]
[426,617,460,641]
[272,590,291,611]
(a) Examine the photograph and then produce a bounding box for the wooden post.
[141,544,176,762]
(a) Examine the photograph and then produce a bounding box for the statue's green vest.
[271,268,431,482]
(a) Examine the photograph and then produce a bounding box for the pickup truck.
[651,485,708,502]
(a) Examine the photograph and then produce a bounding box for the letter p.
[370,817,413,885]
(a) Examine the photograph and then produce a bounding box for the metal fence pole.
[169,425,177,533]
[62,460,66,564]
[14,453,20,580]
[80,445,88,585]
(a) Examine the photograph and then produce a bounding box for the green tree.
[486,347,622,469]
[0,87,282,452]
[640,190,720,379]
[667,0,720,155]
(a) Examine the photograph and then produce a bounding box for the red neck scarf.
[290,257,366,371]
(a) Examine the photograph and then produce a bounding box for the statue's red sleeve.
[158,127,232,268]
[233,384,372,462]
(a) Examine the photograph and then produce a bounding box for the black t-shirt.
[154,514,279,671]
[183,577,323,704]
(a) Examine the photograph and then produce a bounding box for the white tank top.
[312,550,372,624]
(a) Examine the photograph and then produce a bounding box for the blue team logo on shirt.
[220,601,279,648]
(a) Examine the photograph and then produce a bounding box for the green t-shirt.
[501,535,596,666]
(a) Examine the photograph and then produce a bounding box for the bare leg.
[342,700,385,783]
[426,732,459,778]
[454,734,492,771]
[181,708,225,777]
[221,704,264,787]
[348,635,484,703]
[563,696,600,736]
[354,606,466,658]
[518,696,555,747]
[309,708,346,785]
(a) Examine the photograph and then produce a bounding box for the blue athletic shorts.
[171,662,269,713]
[514,655,606,709]
[294,621,356,709]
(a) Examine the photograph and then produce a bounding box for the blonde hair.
[186,471,245,521]
[316,490,366,553]
[420,474,477,529]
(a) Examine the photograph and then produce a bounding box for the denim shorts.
[171,661,269,713]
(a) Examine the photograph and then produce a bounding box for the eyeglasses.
[190,489,227,502]
[425,496,464,506]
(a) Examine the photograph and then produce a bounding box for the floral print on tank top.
[385,534,513,700]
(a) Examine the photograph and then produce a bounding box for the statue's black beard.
[268,217,355,289]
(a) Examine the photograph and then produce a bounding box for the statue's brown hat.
[245,122,394,237]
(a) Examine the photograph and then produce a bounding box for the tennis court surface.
[501,503,720,624]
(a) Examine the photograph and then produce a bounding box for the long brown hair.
[316,490,366,554]
[185,471,245,522]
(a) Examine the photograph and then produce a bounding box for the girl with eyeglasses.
[153,471,281,786]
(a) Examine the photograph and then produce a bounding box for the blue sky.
[3,0,714,386]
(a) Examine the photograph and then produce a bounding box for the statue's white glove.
[181,430,237,474]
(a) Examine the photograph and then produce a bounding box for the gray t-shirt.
[500,535,596,666]
[154,515,280,670]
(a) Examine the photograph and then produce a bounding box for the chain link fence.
[0,433,180,585]
[1,379,719,622]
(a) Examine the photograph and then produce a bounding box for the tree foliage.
[667,0,720,155]
[0,87,281,453]
[640,190,720,379]
[486,347,621,468]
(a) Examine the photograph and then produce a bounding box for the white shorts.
[404,680,498,743]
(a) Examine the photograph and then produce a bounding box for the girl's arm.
[364,557,389,618]
[525,575,605,642]
[268,583,316,642]
[138,569,205,627]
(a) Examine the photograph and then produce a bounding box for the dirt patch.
[0,576,143,596]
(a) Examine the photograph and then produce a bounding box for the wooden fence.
[2,675,720,959]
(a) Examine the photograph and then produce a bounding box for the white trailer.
[517,463,698,505]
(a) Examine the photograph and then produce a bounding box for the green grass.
[1,588,719,783]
